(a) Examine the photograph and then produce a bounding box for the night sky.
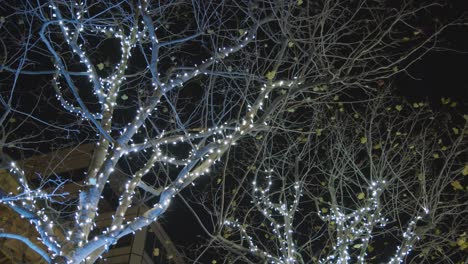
[395,0,468,101]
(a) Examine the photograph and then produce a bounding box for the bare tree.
[188,91,467,263]
[0,0,464,263]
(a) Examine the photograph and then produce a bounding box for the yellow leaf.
[463,164,468,176]
[433,153,439,159]
[265,70,276,80]
[441,97,450,105]
[368,245,374,253]
[417,173,424,181]
[450,102,457,107]
[353,244,363,249]
[373,143,381,150]
[121,94,128,100]
[360,137,367,144]
[451,180,463,191]
[357,192,365,200]
[217,178,222,184]
[238,29,245,35]
[395,105,403,111]
[435,229,441,235]
[316,129,322,136]
[392,66,398,73]
[413,102,419,108]
[452,127,459,135]
[297,135,307,143]
[321,208,328,213]
[97,63,104,70]
[288,41,294,48]
[212,260,217,264]
[457,238,468,250]
[153,248,160,256]
[297,0,303,6]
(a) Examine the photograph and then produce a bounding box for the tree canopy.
[0,0,466,263]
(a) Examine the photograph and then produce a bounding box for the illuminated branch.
[0,1,465,263]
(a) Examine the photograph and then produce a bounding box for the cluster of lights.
[104,76,303,249]
[66,75,301,260]
[318,180,426,264]
[238,79,300,135]
[225,169,301,264]
[111,148,162,229]
[387,215,423,264]
[91,76,302,261]
[10,1,306,262]
[224,220,282,263]
[319,180,388,263]
[224,179,427,264]
[1,161,62,257]
[50,2,137,122]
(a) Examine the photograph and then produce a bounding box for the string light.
[226,178,426,264]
